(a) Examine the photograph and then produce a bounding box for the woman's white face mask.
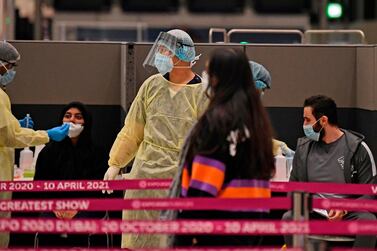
[64,122,84,138]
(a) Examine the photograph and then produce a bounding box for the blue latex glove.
[19,116,34,129]
[47,123,69,142]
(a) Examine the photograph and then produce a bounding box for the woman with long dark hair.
[172,48,276,247]
[34,102,108,247]
[35,102,107,187]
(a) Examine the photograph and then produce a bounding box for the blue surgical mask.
[255,80,267,90]
[303,118,323,141]
[154,53,173,75]
[255,80,266,98]
[0,69,16,86]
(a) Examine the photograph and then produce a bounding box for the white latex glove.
[281,144,295,158]
[102,166,120,194]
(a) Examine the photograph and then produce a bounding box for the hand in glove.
[281,144,295,158]
[102,166,120,194]
[47,123,69,142]
[19,116,34,129]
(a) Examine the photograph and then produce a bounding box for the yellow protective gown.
[0,88,49,247]
[108,74,208,249]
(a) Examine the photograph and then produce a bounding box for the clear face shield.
[143,32,178,73]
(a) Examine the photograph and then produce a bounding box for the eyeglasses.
[157,46,174,57]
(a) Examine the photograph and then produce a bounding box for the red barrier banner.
[332,249,377,251]
[0,180,171,192]
[3,179,377,196]
[270,181,377,195]
[0,248,302,251]
[3,196,377,213]
[0,219,376,235]
[0,198,290,212]
[313,198,377,212]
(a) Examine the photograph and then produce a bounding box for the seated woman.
[171,48,276,247]
[34,101,108,247]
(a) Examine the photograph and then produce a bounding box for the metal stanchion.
[292,191,327,251]
[291,191,318,251]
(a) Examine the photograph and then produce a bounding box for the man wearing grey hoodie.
[283,95,376,248]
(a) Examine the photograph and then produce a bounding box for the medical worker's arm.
[272,139,295,157]
[0,105,49,148]
[108,83,147,169]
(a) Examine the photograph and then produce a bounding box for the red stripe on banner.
[3,197,377,213]
[0,180,172,192]
[0,248,303,251]
[0,219,376,235]
[313,198,377,212]
[332,249,377,251]
[3,179,377,196]
[270,181,377,195]
[0,198,290,212]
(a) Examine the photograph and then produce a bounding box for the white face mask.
[64,122,84,138]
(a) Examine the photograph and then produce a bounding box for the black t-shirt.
[163,73,202,84]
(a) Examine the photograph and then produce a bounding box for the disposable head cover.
[249,61,271,90]
[143,29,198,72]
[167,29,196,62]
[0,41,20,64]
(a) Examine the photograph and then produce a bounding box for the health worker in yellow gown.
[103,29,208,248]
[0,41,69,247]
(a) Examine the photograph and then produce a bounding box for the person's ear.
[320,116,328,127]
[172,55,179,64]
